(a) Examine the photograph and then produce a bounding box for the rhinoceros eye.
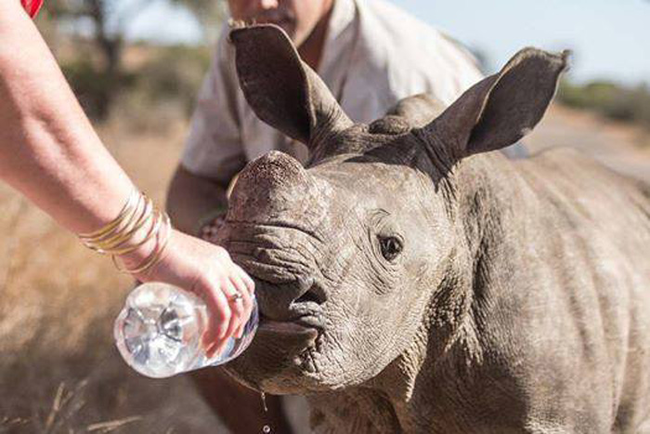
[379,236,403,261]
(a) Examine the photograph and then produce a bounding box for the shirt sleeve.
[21,0,43,17]
[181,28,247,184]
[403,28,484,106]
[436,30,485,94]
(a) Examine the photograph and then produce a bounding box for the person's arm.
[166,165,230,236]
[0,0,134,233]
[0,1,253,355]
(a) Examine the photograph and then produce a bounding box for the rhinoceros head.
[217,25,566,394]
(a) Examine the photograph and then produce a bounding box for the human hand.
[120,229,255,358]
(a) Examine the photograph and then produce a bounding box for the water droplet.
[260,391,268,412]
[262,425,271,433]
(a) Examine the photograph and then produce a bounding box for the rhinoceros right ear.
[419,48,568,161]
[229,24,352,148]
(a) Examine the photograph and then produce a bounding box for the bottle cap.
[21,0,44,18]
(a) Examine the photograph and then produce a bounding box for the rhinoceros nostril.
[253,274,325,322]
[294,276,327,305]
[295,289,321,304]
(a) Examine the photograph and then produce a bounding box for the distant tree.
[178,0,228,43]
[42,0,225,120]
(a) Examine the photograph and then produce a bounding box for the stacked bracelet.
[78,189,172,275]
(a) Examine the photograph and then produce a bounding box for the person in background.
[166,0,526,432]
[0,0,256,360]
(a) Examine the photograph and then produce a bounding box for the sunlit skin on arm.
[0,0,255,356]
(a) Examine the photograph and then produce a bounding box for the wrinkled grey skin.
[211,25,650,433]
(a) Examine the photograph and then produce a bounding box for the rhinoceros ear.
[420,48,568,160]
[229,24,352,147]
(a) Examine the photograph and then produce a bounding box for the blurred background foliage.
[558,80,650,132]
[38,0,222,122]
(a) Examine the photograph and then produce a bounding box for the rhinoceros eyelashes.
[379,235,403,262]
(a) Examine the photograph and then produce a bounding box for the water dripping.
[260,392,271,433]
[260,391,268,412]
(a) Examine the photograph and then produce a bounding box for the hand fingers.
[222,276,247,340]
[192,246,256,356]
[206,336,230,359]
[230,274,253,338]
[212,252,249,338]
[233,263,255,296]
[200,280,231,351]
[231,266,255,337]
[228,264,255,338]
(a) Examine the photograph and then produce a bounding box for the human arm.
[0,0,253,354]
[0,0,134,233]
[166,165,231,236]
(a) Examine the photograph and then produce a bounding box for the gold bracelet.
[127,212,171,275]
[79,189,173,276]
[89,195,152,253]
[79,190,144,251]
[78,189,140,241]
[108,205,160,256]
[112,211,172,275]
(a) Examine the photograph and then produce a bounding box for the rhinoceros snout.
[228,151,309,217]
[223,150,328,314]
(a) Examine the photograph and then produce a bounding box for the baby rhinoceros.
[213,25,650,433]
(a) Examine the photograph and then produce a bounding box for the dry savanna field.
[0,104,649,433]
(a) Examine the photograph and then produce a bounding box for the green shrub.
[558,80,650,131]
[135,45,212,118]
[59,43,211,123]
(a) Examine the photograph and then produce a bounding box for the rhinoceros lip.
[259,318,319,335]
[258,312,324,339]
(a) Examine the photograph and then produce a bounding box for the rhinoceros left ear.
[230,24,352,148]
[420,48,568,160]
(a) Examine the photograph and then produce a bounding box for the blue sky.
[125,0,650,85]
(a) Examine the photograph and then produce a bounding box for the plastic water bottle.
[114,282,258,378]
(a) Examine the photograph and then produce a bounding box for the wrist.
[117,228,176,281]
[115,228,158,270]
[78,189,172,276]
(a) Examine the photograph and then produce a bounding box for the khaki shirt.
[181,0,484,182]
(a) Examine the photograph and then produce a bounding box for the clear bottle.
[114,282,258,378]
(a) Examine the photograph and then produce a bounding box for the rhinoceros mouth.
[255,278,326,336]
[257,315,321,342]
